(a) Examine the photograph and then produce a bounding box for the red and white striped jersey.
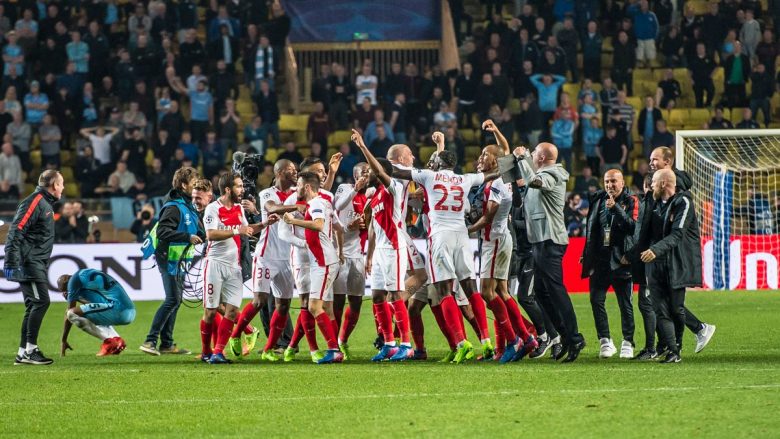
[305,196,338,267]
[412,169,484,235]
[369,179,406,249]
[283,193,309,265]
[481,176,513,241]
[334,183,369,258]
[254,187,294,260]
[203,200,248,264]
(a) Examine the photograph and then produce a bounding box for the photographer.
[130,204,156,243]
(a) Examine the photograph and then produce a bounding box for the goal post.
[676,129,780,291]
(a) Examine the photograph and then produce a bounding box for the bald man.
[515,142,585,363]
[648,147,716,354]
[581,169,639,359]
[636,169,702,363]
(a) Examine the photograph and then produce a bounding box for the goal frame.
[675,129,780,171]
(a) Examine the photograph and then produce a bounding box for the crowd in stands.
[1,0,779,240]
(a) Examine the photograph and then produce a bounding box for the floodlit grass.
[1,290,779,438]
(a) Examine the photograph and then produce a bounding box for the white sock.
[456,340,466,349]
[400,342,411,347]
[101,326,120,338]
[17,347,26,356]
[386,341,397,347]
[481,338,491,345]
[25,343,38,354]
[69,312,109,340]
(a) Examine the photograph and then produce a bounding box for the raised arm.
[481,119,510,155]
[351,129,392,187]
[323,152,343,192]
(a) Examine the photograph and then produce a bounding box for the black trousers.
[693,80,715,108]
[514,252,558,340]
[589,268,635,343]
[647,259,686,355]
[532,240,583,346]
[636,283,656,350]
[19,279,51,348]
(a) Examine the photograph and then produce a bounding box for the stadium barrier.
[1,236,777,302]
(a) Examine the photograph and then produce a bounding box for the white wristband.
[233,228,239,236]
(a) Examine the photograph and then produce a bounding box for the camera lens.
[141,211,152,220]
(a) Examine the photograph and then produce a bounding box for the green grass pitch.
[1,290,779,438]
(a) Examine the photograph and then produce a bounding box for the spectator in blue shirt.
[530,73,566,131]
[166,66,213,143]
[583,117,604,175]
[23,81,49,126]
[629,0,659,67]
[551,110,576,172]
[2,32,24,76]
[364,109,394,146]
[178,131,199,166]
[66,30,90,75]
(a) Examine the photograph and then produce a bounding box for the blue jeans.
[144,265,183,348]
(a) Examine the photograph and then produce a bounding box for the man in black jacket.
[140,167,205,356]
[638,169,702,363]
[581,169,639,359]
[4,170,65,365]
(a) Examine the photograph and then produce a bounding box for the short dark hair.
[298,171,320,191]
[38,170,61,187]
[437,150,458,168]
[172,167,199,191]
[300,157,323,171]
[57,274,72,292]
[218,172,241,194]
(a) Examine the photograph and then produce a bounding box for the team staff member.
[514,143,586,363]
[581,169,639,359]
[141,167,204,356]
[5,170,65,366]
[638,169,702,363]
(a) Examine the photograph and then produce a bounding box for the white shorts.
[203,259,243,309]
[310,263,339,302]
[371,247,408,292]
[400,230,425,271]
[427,232,473,283]
[424,283,469,307]
[480,234,512,280]
[252,256,295,299]
[334,257,366,296]
[636,39,656,61]
[293,263,311,296]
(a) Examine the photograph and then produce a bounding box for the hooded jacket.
[516,152,570,245]
[154,188,205,267]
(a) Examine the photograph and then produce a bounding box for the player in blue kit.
[58,269,136,357]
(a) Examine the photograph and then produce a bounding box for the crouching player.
[59,269,136,357]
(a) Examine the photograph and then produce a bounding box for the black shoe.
[24,349,53,365]
[551,343,568,361]
[562,340,586,363]
[13,355,29,365]
[373,335,384,351]
[656,344,670,358]
[659,352,681,363]
[631,348,658,361]
[529,337,551,359]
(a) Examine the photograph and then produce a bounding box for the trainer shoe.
[208,353,232,364]
[599,338,617,359]
[695,323,716,353]
[159,345,191,355]
[373,335,384,350]
[529,336,552,359]
[283,347,297,362]
[111,337,126,355]
[371,344,398,362]
[499,337,520,364]
[24,349,53,365]
[632,348,658,361]
[389,345,412,362]
[656,344,670,358]
[318,349,342,364]
[14,355,28,365]
[339,343,352,361]
[659,352,682,363]
[228,337,243,357]
[481,339,495,361]
[513,335,539,362]
[139,342,160,356]
[453,340,474,364]
[97,339,114,357]
[244,327,260,354]
[260,350,281,362]
[562,340,586,363]
[310,351,325,363]
[439,350,456,363]
[619,340,634,359]
[198,353,211,363]
[551,340,568,361]
[411,349,428,360]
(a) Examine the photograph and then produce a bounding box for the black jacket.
[154,189,205,266]
[581,188,640,278]
[636,190,703,289]
[4,188,59,281]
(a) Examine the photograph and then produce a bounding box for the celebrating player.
[58,269,135,357]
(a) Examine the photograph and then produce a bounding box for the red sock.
[331,318,339,343]
[301,310,319,352]
[262,310,289,352]
[373,302,395,343]
[211,313,222,346]
[487,296,516,342]
[315,313,339,350]
[339,306,360,344]
[410,313,425,351]
[289,313,304,349]
[231,302,259,338]
[468,293,490,340]
[200,319,213,356]
[431,304,456,350]
[456,306,467,338]
[244,324,255,335]
[213,317,235,354]
[392,300,411,344]
[494,320,505,353]
[441,296,465,344]
[504,297,530,339]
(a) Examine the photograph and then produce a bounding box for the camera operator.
[131,204,156,243]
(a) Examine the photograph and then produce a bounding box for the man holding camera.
[140,167,204,356]
[5,170,65,365]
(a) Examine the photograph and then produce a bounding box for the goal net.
[676,130,779,291]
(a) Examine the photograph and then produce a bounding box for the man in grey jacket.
[515,142,586,362]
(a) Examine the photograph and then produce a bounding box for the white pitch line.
[1,384,779,406]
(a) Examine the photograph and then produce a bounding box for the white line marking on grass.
[2,384,779,406]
